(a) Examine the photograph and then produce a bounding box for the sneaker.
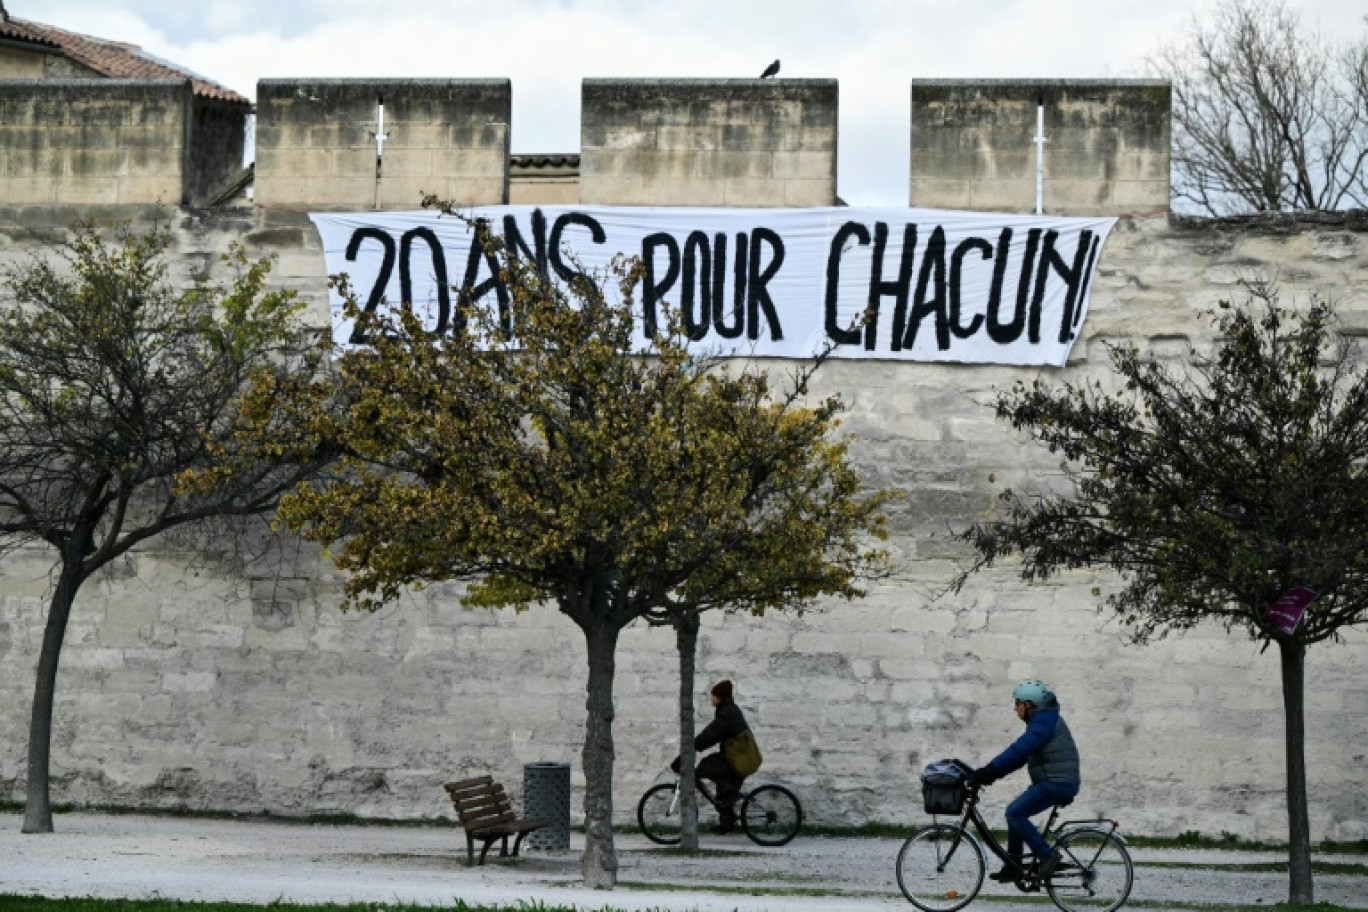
[1038,849,1063,880]
[712,820,737,835]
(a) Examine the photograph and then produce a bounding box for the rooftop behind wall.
[253,79,512,212]
[0,79,192,205]
[580,79,838,206]
[910,80,1171,216]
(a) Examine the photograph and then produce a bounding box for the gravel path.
[1,813,1364,911]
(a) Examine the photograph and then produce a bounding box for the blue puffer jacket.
[988,694,1080,785]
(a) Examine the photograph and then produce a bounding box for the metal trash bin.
[522,762,571,850]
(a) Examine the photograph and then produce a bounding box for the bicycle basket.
[920,759,968,815]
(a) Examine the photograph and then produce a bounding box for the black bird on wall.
[760,59,780,79]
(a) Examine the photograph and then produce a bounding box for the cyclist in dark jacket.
[672,679,748,833]
[969,680,1080,881]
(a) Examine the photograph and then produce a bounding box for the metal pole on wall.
[371,95,389,211]
[1034,95,1047,215]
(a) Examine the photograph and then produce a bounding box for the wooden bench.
[443,775,552,866]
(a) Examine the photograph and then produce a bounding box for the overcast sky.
[24,0,1367,206]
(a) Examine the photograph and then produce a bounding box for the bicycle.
[896,759,1133,912]
[637,768,803,847]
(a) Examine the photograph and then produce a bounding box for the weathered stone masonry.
[0,74,1364,841]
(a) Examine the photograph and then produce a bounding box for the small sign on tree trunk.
[1266,587,1317,635]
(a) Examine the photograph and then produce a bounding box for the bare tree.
[1152,0,1368,214]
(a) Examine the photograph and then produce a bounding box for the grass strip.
[0,899,672,912]
[4,885,1366,912]
[619,881,1368,912]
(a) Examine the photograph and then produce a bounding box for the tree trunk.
[580,622,620,889]
[1278,638,1314,904]
[676,611,700,851]
[23,556,83,834]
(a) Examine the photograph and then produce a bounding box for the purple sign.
[1265,587,1317,634]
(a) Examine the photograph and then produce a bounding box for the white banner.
[309,206,1115,366]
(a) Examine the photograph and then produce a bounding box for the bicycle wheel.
[739,784,802,847]
[895,823,985,912]
[637,783,683,845]
[1046,827,1134,912]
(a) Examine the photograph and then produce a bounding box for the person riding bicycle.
[968,679,1080,883]
[671,679,750,833]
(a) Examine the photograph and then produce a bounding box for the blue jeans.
[1005,781,1079,860]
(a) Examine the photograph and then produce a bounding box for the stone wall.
[0,45,101,79]
[580,79,838,206]
[253,79,511,211]
[0,79,193,205]
[0,44,44,78]
[0,205,1364,841]
[910,80,1171,216]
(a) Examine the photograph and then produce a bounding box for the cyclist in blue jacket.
[968,680,1080,882]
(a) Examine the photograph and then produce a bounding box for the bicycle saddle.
[1054,797,1074,808]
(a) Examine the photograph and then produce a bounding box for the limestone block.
[161,672,218,693]
[589,177,704,206]
[255,79,510,211]
[61,647,127,670]
[583,79,836,207]
[788,631,865,656]
[101,667,163,693]
[439,177,509,206]
[742,627,794,655]
[780,126,836,153]
[443,149,512,178]
[969,179,1036,213]
[0,178,58,205]
[780,179,835,207]
[582,128,658,153]
[326,146,379,178]
[768,151,828,180]
[115,178,181,204]
[1047,149,1111,181]
[302,177,376,207]
[908,174,966,205]
[1109,179,1170,213]
[98,603,161,649]
[758,699,825,727]
[369,177,435,210]
[721,177,784,206]
[600,149,685,180]
[1310,232,1364,261]
[1042,180,1112,215]
[695,150,773,180]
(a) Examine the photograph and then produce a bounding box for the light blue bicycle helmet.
[1012,679,1049,706]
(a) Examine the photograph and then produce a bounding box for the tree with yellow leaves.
[269,218,892,888]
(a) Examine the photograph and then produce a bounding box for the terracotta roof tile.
[0,16,61,50]
[511,154,581,169]
[1,16,249,105]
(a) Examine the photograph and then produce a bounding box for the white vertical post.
[371,95,389,210]
[1033,97,1047,215]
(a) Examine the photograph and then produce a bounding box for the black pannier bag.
[921,759,969,815]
